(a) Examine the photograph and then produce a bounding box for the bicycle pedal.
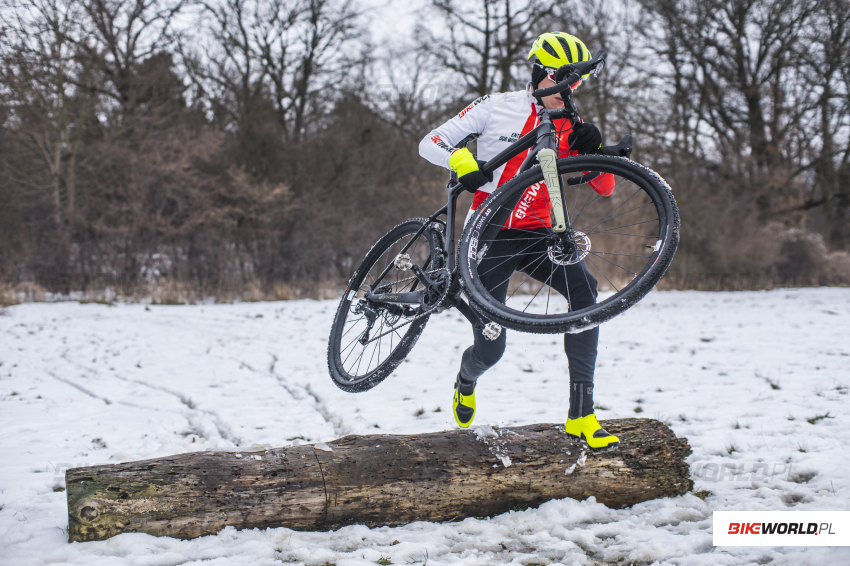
[393,253,411,270]
[482,322,502,341]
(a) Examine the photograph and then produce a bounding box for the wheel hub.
[548,231,591,265]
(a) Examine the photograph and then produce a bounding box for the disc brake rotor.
[548,230,591,265]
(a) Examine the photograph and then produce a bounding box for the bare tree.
[638,0,815,168]
[185,0,361,145]
[75,0,185,121]
[0,0,93,279]
[800,0,850,237]
[545,0,657,149]
[416,0,556,98]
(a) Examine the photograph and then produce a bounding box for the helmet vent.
[542,41,558,58]
[577,41,587,61]
[557,36,573,62]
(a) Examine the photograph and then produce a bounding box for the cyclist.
[419,32,619,452]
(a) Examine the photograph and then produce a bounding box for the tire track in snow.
[46,371,112,405]
[303,382,347,437]
[53,345,241,446]
[266,354,348,438]
[109,374,241,446]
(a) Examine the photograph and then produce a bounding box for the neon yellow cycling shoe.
[453,376,476,428]
[565,413,619,452]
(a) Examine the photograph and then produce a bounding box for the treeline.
[1,0,848,303]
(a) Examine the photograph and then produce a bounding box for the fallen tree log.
[66,418,692,542]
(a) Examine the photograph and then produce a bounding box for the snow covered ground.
[1,288,849,565]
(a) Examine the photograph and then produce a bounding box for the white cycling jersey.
[419,84,582,230]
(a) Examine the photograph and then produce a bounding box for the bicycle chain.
[364,267,451,344]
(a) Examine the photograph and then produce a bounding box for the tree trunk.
[66,418,692,542]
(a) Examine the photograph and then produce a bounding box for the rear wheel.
[328,219,445,392]
[458,155,679,334]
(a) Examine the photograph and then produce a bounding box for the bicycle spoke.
[586,218,658,235]
[478,249,547,261]
[506,251,550,303]
[342,330,365,368]
[478,237,545,277]
[364,319,382,374]
[341,318,369,354]
[588,250,637,275]
[376,324,382,373]
[576,198,654,234]
[523,198,556,233]
[579,186,643,230]
[570,184,597,226]
[580,262,596,299]
[330,221,449,385]
[522,259,556,313]
[341,315,367,339]
[588,231,655,238]
[392,326,406,343]
[586,254,619,293]
[570,175,631,227]
[480,236,551,243]
[562,263,573,312]
[569,171,584,220]
[592,251,653,259]
[353,339,367,376]
[340,334,361,363]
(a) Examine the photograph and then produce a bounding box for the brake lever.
[592,59,605,78]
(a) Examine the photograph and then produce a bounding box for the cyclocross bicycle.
[328,50,680,392]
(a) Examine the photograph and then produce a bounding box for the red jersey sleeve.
[556,119,616,197]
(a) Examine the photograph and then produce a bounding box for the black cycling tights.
[458,229,599,416]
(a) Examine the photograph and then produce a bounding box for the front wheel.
[328,218,445,392]
[458,155,679,334]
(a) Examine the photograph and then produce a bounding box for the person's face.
[536,73,582,109]
[537,76,566,109]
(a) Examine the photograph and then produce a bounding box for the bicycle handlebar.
[532,49,607,99]
[452,50,610,179]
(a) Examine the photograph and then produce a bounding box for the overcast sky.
[363,0,424,42]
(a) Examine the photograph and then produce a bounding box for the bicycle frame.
[362,107,575,330]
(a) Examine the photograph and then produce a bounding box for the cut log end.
[67,418,693,542]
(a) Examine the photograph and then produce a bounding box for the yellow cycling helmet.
[528,32,592,79]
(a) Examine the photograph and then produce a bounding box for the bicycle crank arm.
[538,148,568,233]
[410,264,438,288]
[446,296,503,341]
[363,290,425,305]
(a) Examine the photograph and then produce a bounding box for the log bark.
[66,418,692,542]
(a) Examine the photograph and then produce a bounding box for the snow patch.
[473,424,498,439]
[576,449,587,467]
[565,449,586,475]
[2,290,850,566]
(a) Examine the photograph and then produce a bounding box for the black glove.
[457,160,493,193]
[554,64,574,82]
[567,122,602,154]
